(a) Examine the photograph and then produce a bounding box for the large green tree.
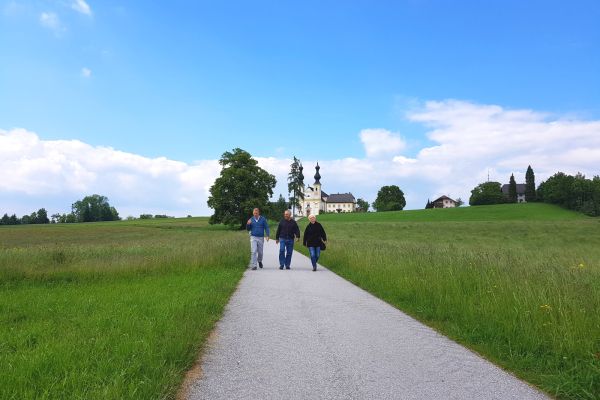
[537,172,573,207]
[525,165,536,202]
[508,174,518,203]
[36,208,50,224]
[208,148,277,228]
[373,185,406,211]
[469,181,505,206]
[287,157,304,217]
[72,195,120,222]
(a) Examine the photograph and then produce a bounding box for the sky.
[1,0,600,217]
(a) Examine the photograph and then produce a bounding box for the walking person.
[246,208,270,270]
[303,214,327,271]
[275,210,300,270]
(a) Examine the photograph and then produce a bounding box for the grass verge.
[0,218,246,400]
[299,204,600,399]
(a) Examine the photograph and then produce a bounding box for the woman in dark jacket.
[303,214,327,271]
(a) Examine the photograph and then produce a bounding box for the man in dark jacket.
[275,210,300,270]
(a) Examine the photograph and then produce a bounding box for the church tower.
[313,162,321,196]
[310,162,322,215]
[302,162,323,216]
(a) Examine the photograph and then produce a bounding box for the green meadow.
[298,203,600,399]
[0,218,247,400]
[2,204,599,400]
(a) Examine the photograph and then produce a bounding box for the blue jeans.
[279,238,294,268]
[308,246,321,268]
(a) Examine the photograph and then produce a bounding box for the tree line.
[538,172,600,216]
[0,208,49,225]
[0,195,120,226]
[469,165,600,216]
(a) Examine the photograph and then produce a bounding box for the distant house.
[501,183,526,203]
[431,195,457,208]
[325,193,356,213]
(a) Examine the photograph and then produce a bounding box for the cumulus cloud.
[39,12,63,33]
[71,0,92,16]
[0,129,220,217]
[404,100,600,189]
[81,67,92,78]
[2,99,599,216]
[360,128,406,158]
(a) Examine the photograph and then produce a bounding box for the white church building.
[299,163,356,215]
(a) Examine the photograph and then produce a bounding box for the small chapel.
[299,163,357,215]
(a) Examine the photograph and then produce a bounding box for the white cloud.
[392,155,417,165]
[1,100,599,216]
[407,99,600,173]
[0,129,220,217]
[399,99,600,201]
[81,67,92,78]
[39,12,64,33]
[360,128,406,158]
[71,0,92,16]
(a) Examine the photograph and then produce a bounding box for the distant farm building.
[301,163,356,215]
[501,183,527,203]
[431,195,458,208]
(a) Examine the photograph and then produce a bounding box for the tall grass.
[301,204,600,399]
[0,218,247,400]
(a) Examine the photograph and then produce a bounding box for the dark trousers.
[308,246,321,267]
[279,238,294,267]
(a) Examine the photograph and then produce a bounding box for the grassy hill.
[299,204,599,400]
[0,218,247,400]
[317,202,585,222]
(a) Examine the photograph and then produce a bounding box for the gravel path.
[185,240,549,400]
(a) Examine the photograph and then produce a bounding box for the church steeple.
[314,162,321,185]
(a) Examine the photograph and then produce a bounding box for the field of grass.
[300,204,600,399]
[0,218,247,400]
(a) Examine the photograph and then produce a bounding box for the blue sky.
[1,1,600,216]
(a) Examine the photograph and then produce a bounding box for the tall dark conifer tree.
[508,174,518,203]
[287,157,304,217]
[525,165,536,202]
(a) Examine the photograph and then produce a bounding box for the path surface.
[186,240,548,400]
